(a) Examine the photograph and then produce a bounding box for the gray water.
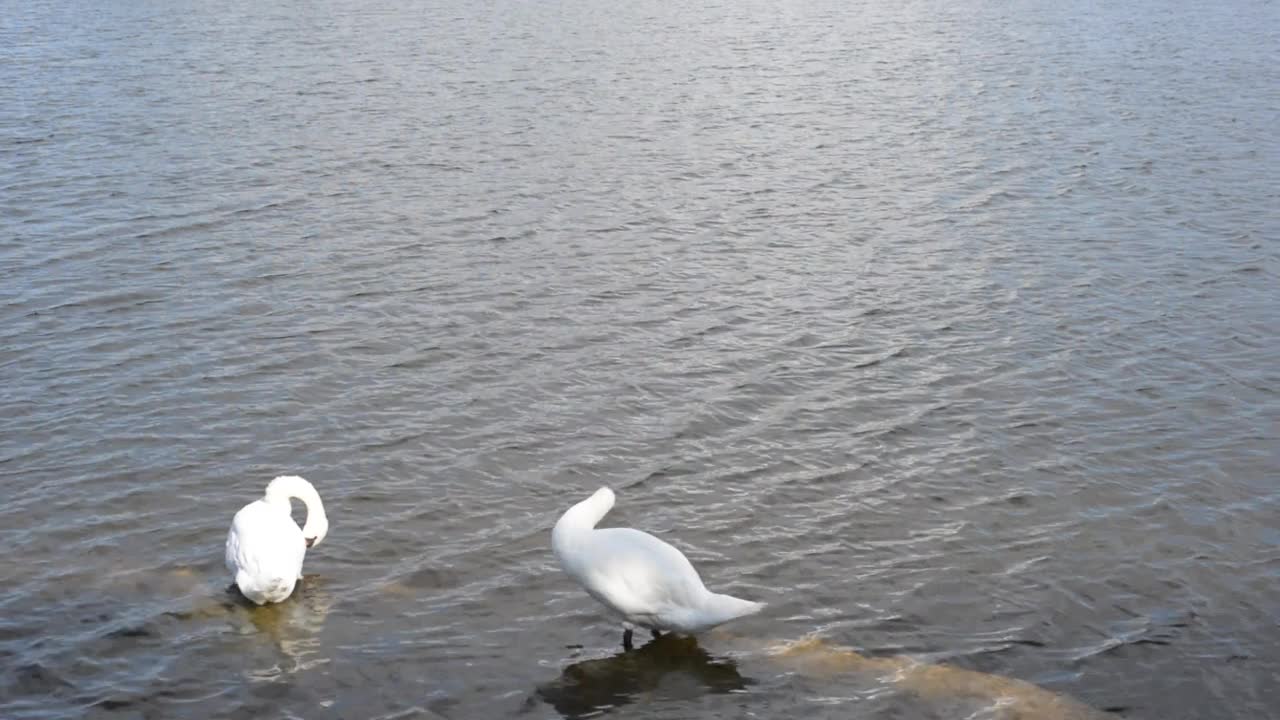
[1,0,1277,718]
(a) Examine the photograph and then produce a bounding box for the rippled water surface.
[2,0,1277,718]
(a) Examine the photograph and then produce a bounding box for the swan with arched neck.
[225,475,329,605]
[552,487,764,649]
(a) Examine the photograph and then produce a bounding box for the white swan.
[225,475,329,605]
[553,487,764,649]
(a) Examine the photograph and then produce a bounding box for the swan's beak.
[305,537,316,548]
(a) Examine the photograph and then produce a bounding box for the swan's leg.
[622,628,634,650]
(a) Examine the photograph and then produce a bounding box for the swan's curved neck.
[553,487,615,543]
[264,475,327,539]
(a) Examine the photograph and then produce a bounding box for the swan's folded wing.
[583,528,709,615]
[226,502,306,585]
[225,519,243,575]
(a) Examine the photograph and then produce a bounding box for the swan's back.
[568,527,710,611]
[225,500,306,604]
[564,526,764,632]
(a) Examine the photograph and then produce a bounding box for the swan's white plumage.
[225,475,328,605]
[553,487,764,634]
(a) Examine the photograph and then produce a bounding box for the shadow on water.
[534,632,1113,720]
[535,634,749,719]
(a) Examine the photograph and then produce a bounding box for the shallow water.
[1,0,1277,718]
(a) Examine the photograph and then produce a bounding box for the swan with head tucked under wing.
[552,487,764,649]
[225,475,329,605]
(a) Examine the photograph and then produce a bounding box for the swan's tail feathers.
[236,572,293,605]
[235,571,263,605]
[700,593,766,629]
[728,596,767,618]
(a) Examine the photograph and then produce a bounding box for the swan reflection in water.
[536,633,750,718]
[167,571,335,680]
[537,631,1110,720]
[228,575,335,679]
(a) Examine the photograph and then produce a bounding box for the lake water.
[1,0,1277,718]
